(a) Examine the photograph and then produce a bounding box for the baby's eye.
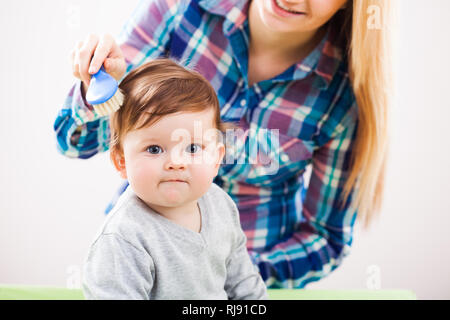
[186,143,202,154]
[146,145,162,154]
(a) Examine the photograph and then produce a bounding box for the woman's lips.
[271,0,305,18]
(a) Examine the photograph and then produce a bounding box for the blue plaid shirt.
[54,0,359,288]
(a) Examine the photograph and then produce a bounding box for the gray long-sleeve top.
[82,182,268,300]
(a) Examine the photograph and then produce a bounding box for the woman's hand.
[70,33,126,91]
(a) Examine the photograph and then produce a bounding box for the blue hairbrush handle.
[86,66,119,105]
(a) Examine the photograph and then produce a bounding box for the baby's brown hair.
[109,58,236,158]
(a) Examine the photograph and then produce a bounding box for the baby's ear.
[215,142,226,170]
[110,150,127,180]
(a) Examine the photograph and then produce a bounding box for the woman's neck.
[248,1,327,62]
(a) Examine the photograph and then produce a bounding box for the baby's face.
[118,108,225,211]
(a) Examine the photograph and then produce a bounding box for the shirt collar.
[198,0,345,90]
[293,22,345,89]
[199,0,248,35]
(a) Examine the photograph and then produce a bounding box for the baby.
[82,58,268,300]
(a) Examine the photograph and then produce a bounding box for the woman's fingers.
[89,34,113,75]
[107,40,127,80]
[103,58,115,73]
[76,34,99,86]
[104,57,126,81]
[71,33,126,86]
[81,34,100,83]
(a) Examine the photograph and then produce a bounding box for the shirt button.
[240,99,246,107]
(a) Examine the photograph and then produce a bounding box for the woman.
[54,0,392,288]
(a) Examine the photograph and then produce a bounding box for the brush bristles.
[92,89,124,117]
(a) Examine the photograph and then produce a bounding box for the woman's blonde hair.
[333,0,394,229]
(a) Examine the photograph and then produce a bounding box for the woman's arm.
[250,98,360,288]
[53,0,182,158]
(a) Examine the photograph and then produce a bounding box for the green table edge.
[0,285,416,300]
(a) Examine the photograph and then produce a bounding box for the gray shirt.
[82,183,268,300]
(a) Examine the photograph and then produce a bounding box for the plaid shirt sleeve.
[53,0,182,159]
[250,99,360,288]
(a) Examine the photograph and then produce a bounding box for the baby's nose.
[165,149,189,170]
[166,161,186,170]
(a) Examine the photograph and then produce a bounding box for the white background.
[0,0,449,299]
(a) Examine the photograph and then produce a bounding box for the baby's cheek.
[191,163,217,191]
[127,160,158,194]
